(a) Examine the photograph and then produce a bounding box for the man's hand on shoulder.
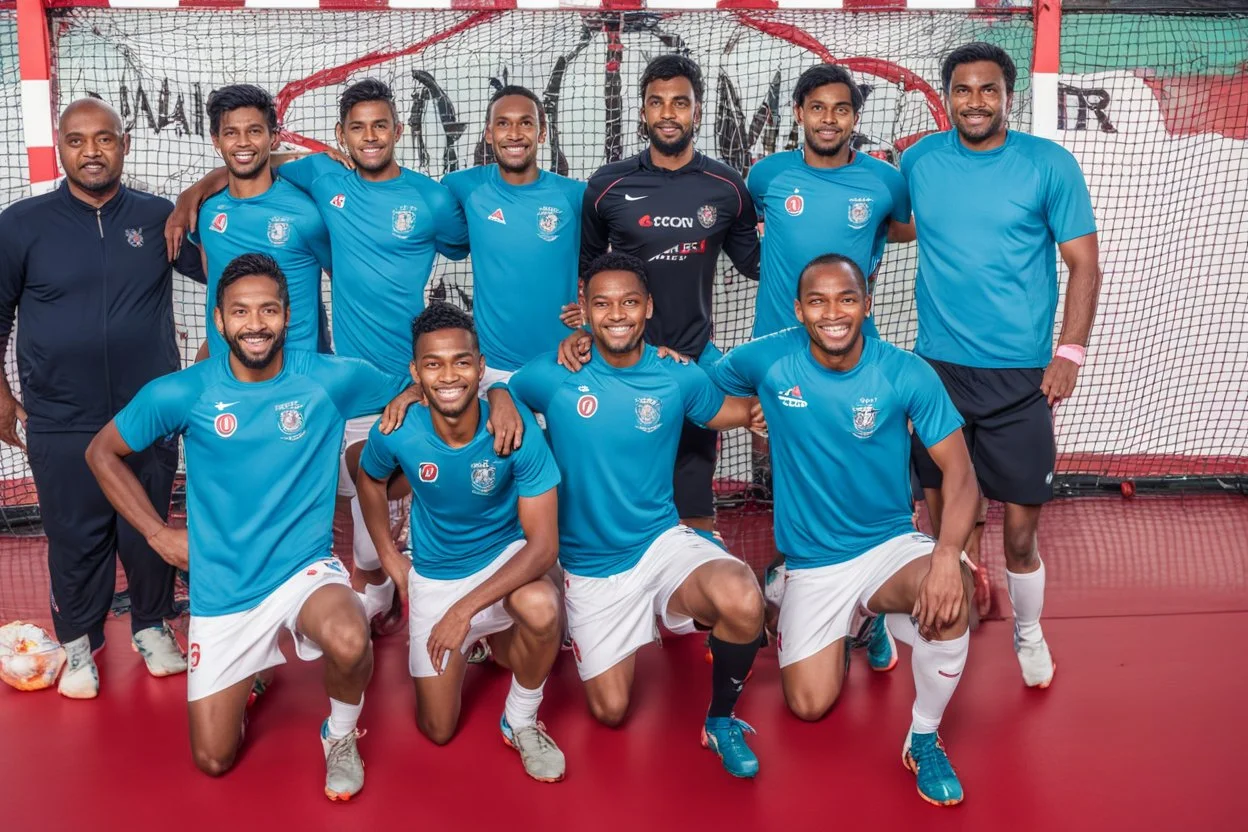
[656,346,690,365]
[485,387,523,456]
[556,330,592,372]
[379,383,425,434]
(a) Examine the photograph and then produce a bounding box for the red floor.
[2,494,1246,829]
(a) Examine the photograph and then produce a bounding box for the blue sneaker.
[903,731,964,806]
[701,716,760,779]
[867,615,897,672]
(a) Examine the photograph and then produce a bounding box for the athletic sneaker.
[57,634,99,700]
[701,716,760,779]
[903,731,963,806]
[867,615,898,672]
[321,719,365,801]
[1014,632,1056,688]
[500,715,565,782]
[132,623,188,677]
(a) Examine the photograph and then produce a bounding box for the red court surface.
[2,494,1246,829]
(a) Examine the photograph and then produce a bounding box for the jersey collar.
[638,148,706,175]
[59,179,128,215]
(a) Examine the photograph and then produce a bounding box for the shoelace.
[717,719,756,754]
[517,725,558,756]
[326,731,361,772]
[912,738,956,779]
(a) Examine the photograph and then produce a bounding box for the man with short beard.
[903,43,1101,690]
[442,86,586,390]
[86,253,412,801]
[568,55,760,537]
[0,98,205,699]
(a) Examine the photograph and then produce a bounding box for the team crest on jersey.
[210,213,228,233]
[330,193,346,209]
[785,193,804,217]
[852,397,879,439]
[777,385,808,408]
[696,204,717,229]
[418,463,439,483]
[537,205,562,242]
[392,205,417,238]
[470,459,498,496]
[576,394,598,418]
[275,400,306,441]
[847,197,873,230]
[213,412,237,438]
[634,397,662,433]
[488,208,506,225]
[124,228,144,248]
[267,217,291,246]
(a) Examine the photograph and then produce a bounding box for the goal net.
[0,4,1244,536]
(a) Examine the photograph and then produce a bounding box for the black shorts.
[910,357,1055,506]
[673,421,717,519]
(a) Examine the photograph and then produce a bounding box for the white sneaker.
[321,720,365,801]
[1015,635,1056,688]
[57,635,99,699]
[132,624,188,677]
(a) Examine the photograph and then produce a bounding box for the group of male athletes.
[79,40,1099,807]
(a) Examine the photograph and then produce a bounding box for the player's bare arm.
[888,218,916,243]
[378,383,425,434]
[704,395,765,435]
[1043,232,1102,406]
[86,422,188,570]
[484,387,524,455]
[916,429,977,634]
[426,488,558,674]
[0,337,26,451]
[355,468,411,601]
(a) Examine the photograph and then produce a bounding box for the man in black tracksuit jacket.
[0,99,204,696]
[579,57,760,530]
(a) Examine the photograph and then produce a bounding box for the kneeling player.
[709,254,978,805]
[86,254,412,800]
[507,253,766,779]
[356,303,566,782]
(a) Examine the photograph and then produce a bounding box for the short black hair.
[487,85,546,131]
[941,42,1017,95]
[411,301,478,357]
[797,253,868,297]
[339,78,397,125]
[582,251,650,295]
[793,65,864,113]
[207,84,278,137]
[216,253,289,310]
[639,54,704,104]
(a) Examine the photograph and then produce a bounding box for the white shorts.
[337,414,381,498]
[187,557,353,701]
[564,525,737,681]
[407,539,524,677]
[776,532,933,669]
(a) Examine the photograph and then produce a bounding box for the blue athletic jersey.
[113,351,407,616]
[189,179,331,356]
[747,150,908,340]
[358,400,560,581]
[710,329,963,569]
[442,166,585,371]
[278,154,470,376]
[902,130,1096,368]
[508,346,724,577]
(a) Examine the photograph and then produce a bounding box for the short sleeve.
[746,161,769,214]
[507,356,565,414]
[673,362,725,426]
[278,154,339,194]
[883,164,911,223]
[707,341,760,397]
[358,421,400,481]
[428,181,470,261]
[114,374,194,452]
[510,406,561,498]
[1043,146,1097,244]
[314,355,409,420]
[903,356,965,448]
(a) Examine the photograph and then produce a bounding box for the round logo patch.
[418,462,439,483]
[577,394,598,418]
[785,193,804,216]
[214,413,237,438]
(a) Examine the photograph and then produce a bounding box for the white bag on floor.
[0,621,66,691]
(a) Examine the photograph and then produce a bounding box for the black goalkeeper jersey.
[580,150,760,358]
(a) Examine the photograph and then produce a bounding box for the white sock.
[327,695,363,739]
[910,630,969,735]
[359,577,394,621]
[886,613,917,647]
[503,676,544,730]
[1006,558,1046,646]
[350,496,382,571]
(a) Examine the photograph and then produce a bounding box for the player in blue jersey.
[903,44,1101,688]
[442,86,586,388]
[709,254,978,805]
[189,84,330,358]
[86,254,414,801]
[507,252,767,779]
[747,64,912,341]
[356,303,566,782]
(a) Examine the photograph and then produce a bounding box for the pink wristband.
[1055,344,1086,366]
